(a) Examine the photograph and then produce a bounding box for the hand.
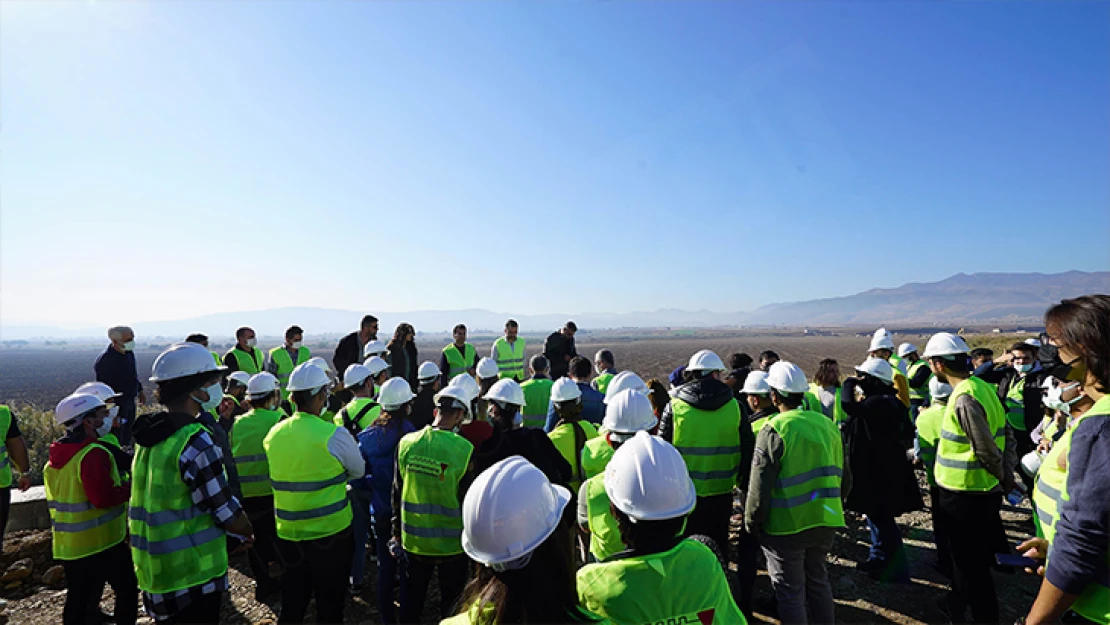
[1037,439,1051,454]
[16,475,31,492]
[1002,475,1018,495]
[1018,537,1048,576]
[231,533,255,554]
[138,390,148,406]
[389,537,402,559]
[218,398,235,419]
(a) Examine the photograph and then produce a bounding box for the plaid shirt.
[142,429,242,621]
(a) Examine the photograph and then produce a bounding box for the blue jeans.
[867,513,909,581]
[348,489,373,585]
[372,516,402,624]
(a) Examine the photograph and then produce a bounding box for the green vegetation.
[9,403,66,486]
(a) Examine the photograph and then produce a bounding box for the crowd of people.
[2,297,1107,625]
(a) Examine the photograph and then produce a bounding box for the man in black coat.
[542,321,578,380]
[976,341,1046,488]
[332,315,378,378]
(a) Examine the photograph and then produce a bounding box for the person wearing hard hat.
[45,393,137,625]
[840,357,922,583]
[334,314,380,377]
[745,361,845,625]
[577,432,746,624]
[362,339,389,364]
[472,379,572,487]
[978,341,1047,490]
[914,376,954,577]
[392,380,474,623]
[449,374,493,449]
[520,355,554,429]
[266,325,311,403]
[216,370,251,433]
[262,361,363,623]
[868,328,911,407]
[577,389,657,562]
[74,381,131,481]
[808,359,848,425]
[544,357,607,432]
[658,349,744,557]
[898,343,933,416]
[581,378,657,481]
[592,349,618,395]
[223,326,266,374]
[365,355,392,395]
[547,377,600,493]
[448,456,604,625]
[921,332,1014,623]
[132,342,254,623]
[744,371,778,434]
[334,364,382,437]
[439,324,478,384]
[410,361,443,430]
[230,372,284,601]
[474,356,502,422]
[491,319,527,382]
[303,356,343,421]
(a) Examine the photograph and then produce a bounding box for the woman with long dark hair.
[811,358,847,424]
[387,323,419,389]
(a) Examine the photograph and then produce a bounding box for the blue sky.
[3,1,1107,327]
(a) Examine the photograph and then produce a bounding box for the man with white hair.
[94,326,146,447]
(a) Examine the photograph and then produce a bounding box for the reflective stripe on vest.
[935,377,1007,492]
[765,409,846,536]
[442,343,477,379]
[493,338,526,379]
[397,426,473,556]
[263,412,353,541]
[549,420,599,492]
[1005,376,1028,431]
[130,422,227,594]
[226,347,265,374]
[231,407,284,498]
[44,443,127,560]
[907,360,931,401]
[915,403,945,487]
[581,436,615,480]
[585,474,622,562]
[0,407,11,488]
[269,346,311,398]
[521,378,554,429]
[672,397,742,497]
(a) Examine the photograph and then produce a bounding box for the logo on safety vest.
[407,455,450,481]
[645,608,715,625]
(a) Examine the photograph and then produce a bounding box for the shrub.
[9,403,66,486]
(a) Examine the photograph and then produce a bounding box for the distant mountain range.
[3,271,1106,341]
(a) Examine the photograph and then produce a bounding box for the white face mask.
[246,337,258,348]
[512,411,523,429]
[1044,382,1082,412]
[108,405,120,420]
[194,383,223,412]
[291,341,303,350]
[122,340,136,352]
[96,416,114,437]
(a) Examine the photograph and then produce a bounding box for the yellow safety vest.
[44,442,127,560]
[492,337,526,380]
[764,409,846,535]
[225,346,265,374]
[672,397,742,497]
[581,436,615,480]
[397,426,473,556]
[549,420,599,492]
[268,345,311,399]
[584,473,622,562]
[934,377,1007,492]
[231,407,284,499]
[442,343,477,380]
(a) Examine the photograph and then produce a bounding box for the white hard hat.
[433,384,472,416]
[602,389,657,434]
[364,356,390,377]
[286,362,331,392]
[343,364,373,389]
[855,357,894,384]
[55,393,106,426]
[687,349,727,373]
[75,382,120,403]
[604,432,695,522]
[417,361,441,381]
[922,332,970,358]
[447,374,481,403]
[897,342,919,358]
[1025,338,1043,348]
[929,376,953,399]
[741,371,771,395]
[766,361,809,394]
[603,371,648,404]
[550,377,582,403]
[1021,450,1044,478]
[227,371,251,387]
[476,357,500,381]
[362,340,388,359]
[869,330,896,352]
[378,378,416,410]
[483,379,525,407]
[461,456,571,570]
[306,356,332,374]
[151,342,227,382]
[247,372,280,398]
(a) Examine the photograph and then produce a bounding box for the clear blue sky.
[3,1,1107,327]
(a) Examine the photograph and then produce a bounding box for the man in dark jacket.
[977,342,1046,487]
[94,325,146,447]
[333,315,378,378]
[542,321,578,380]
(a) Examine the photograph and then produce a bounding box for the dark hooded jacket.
[133,410,242,500]
[659,376,754,493]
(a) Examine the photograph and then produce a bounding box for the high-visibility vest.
[672,397,742,497]
[764,409,846,535]
[397,426,473,556]
[442,343,477,380]
[334,397,381,436]
[263,412,352,541]
[225,346,265,374]
[231,407,283,499]
[268,346,311,399]
[211,351,223,366]
[889,354,905,374]
[907,360,932,402]
[915,403,945,487]
[892,369,911,407]
[549,420,599,492]
[802,391,822,415]
[492,337,526,380]
[44,442,127,560]
[807,384,847,424]
[1004,376,1028,431]
[520,378,554,429]
[934,377,1007,492]
[581,436,615,480]
[750,410,779,435]
[130,422,228,594]
[0,406,12,488]
[97,434,131,483]
[593,372,615,396]
[577,539,746,625]
[584,473,622,562]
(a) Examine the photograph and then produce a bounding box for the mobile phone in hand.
[995,553,1038,568]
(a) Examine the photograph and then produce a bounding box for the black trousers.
[0,487,10,549]
[400,552,469,624]
[243,495,280,595]
[162,591,222,625]
[735,526,760,618]
[929,486,952,574]
[62,541,138,625]
[935,489,1003,623]
[685,493,733,561]
[276,528,353,624]
[116,398,137,447]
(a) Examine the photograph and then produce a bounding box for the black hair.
[759,350,779,363]
[1009,342,1035,358]
[569,356,591,379]
[564,321,577,333]
[530,355,549,372]
[185,333,208,344]
[596,350,614,367]
[613,507,685,553]
[290,387,325,413]
[286,325,304,339]
[728,353,753,370]
[928,354,971,375]
[505,319,519,329]
[771,389,803,409]
[453,324,467,334]
[969,347,994,361]
[1045,294,1110,392]
[361,314,379,329]
[235,327,254,340]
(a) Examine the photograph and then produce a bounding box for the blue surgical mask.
[193,383,223,412]
[512,411,523,429]
[1015,363,1033,374]
[96,416,114,437]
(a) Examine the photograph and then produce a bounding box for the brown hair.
[1045,294,1110,392]
[388,323,415,349]
[814,359,841,388]
[645,378,670,417]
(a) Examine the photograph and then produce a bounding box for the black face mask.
[1050,354,1084,383]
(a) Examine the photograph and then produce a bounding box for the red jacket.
[47,437,130,509]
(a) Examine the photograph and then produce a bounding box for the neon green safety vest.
[549,420,599,492]
[802,391,822,415]
[211,351,223,366]
[750,409,778,435]
[130,421,228,594]
[807,384,848,424]
[0,406,12,488]
[397,426,473,556]
[593,372,615,396]
[934,377,1007,492]
[44,442,127,560]
[672,397,742,497]
[225,346,265,374]
[577,539,746,625]
[492,337,526,380]
[584,473,622,562]
[764,408,846,535]
[889,354,905,374]
[268,346,311,399]
[915,403,945,487]
[581,436,615,480]
[1005,376,1028,431]
[1040,413,1062,442]
[263,412,352,541]
[98,434,131,483]
[333,398,381,434]
[907,360,932,402]
[231,407,283,499]
[442,343,477,380]
[520,378,554,429]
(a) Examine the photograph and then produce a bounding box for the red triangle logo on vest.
[697,609,715,625]
[440,462,449,480]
